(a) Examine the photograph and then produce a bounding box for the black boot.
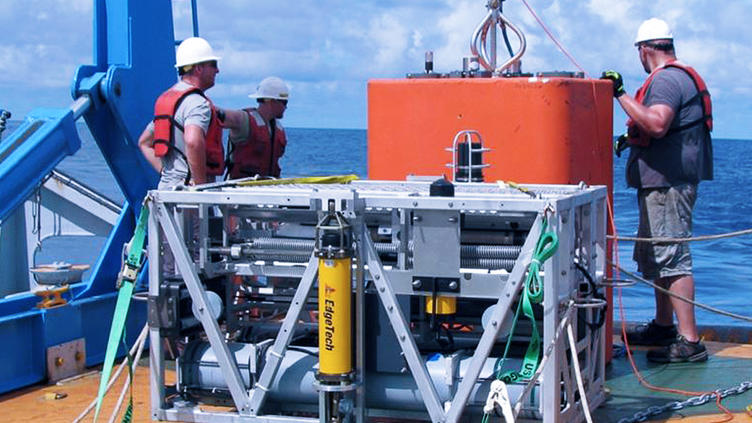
[623,320,677,346]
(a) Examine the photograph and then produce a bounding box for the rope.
[608,197,734,422]
[609,227,752,243]
[72,324,148,423]
[567,322,593,423]
[609,261,752,323]
[519,0,588,77]
[108,324,148,423]
[617,290,735,423]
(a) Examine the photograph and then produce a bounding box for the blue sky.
[1,0,750,139]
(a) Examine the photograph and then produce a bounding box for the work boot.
[647,335,708,363]
[623,320,677,346]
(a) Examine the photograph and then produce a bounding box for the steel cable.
[608,227,752,243]
[609,261,752,323]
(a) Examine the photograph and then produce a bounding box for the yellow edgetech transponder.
[318,256,352,376]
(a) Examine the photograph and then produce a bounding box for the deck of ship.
[3,337,752,422]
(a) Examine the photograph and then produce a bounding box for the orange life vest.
[227,108,286,179]
[152,85,225,176]
[627,60,712,147]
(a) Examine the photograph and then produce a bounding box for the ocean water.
[3,121,750,327]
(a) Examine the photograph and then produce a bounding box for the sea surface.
[3,121,750,328]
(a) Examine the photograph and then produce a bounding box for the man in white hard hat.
[139,36,228,188]
[224,76,290,179]
[137,37,239,275]
[602,18,713,363]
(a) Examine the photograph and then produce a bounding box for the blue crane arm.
[0,99,88,223]
[0,0,179,394]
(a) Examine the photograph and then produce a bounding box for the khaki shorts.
[633,184,697,280]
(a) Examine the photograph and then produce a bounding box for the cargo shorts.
[633,184,697,280]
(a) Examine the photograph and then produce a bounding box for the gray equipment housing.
[147,179,608,423]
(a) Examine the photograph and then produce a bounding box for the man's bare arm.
[137,125,162,172]
[184,124,207,185]
[618,94,675,139]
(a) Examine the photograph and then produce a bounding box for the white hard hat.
[249,77,290,100]
[175,37,221,68]
[634,18,673,45]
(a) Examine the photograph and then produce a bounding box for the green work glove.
[601,70,626,98]
[614,133,629,157]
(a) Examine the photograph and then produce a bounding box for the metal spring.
[461,244,521,259]
[237,238,522,269]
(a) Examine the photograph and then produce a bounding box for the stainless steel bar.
[148,198,165,418]
[362,228,446,423]
[444,215,543,423]
[157,202,252,415]
[247,254,319,415]
[354,215,366,423]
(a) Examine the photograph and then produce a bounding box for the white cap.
[175,37,221,68]
[249,76,290,100]
[634,18,673,45]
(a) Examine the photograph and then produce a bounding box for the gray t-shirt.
[644,67,703,129]
[146,80,211,190]
[626,66,713,188]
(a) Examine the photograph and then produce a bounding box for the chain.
[617,381,752,423]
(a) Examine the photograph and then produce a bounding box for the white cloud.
[2,1,752,137]
[367,13,410,71]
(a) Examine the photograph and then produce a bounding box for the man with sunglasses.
[602,18,713,363]
[225,76,290,179]
[139,36,228,189]
[138,37,236,277]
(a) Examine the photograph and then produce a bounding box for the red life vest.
[627,60,712,146]
[152,85,225,176]
[227,108,286,179]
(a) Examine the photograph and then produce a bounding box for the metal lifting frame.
[147,180,607,423]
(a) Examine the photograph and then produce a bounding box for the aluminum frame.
[148,180,607,423]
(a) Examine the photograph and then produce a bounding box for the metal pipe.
[212,238,523,269]
[494,13,526,74]
[71,95,93,120]
[217,238,519,258]
[470,2,526,74]
[190,0,200,37]
[178,343,540,414]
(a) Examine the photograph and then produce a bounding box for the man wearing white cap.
[139,36,229,189]
[225,76,290,179]
[602,18,713,363]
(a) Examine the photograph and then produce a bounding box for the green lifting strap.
[493,216,559,385]
[93,202,150,422]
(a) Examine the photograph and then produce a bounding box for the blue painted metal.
[191,0,200,36]
[0,108,82,222]
[0,0,177,394]
[73,0,175,211]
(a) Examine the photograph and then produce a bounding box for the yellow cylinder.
[425,295,457,315]
[318,257,352,376]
